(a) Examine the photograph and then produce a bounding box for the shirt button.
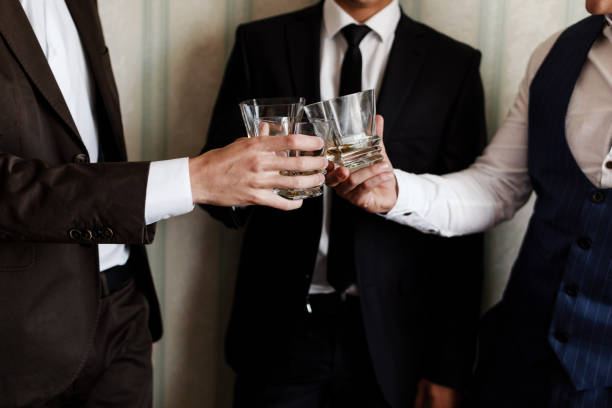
[73,153,90,164]
[555,331,570,343]
[577,237,592,250]
[606,161,612,170]
[565,283,579,297]
[590,191,605,204]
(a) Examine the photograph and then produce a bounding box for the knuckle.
[293,156,307,170]
[246,190,260,205]
[246,173,263,189]
[290,177,306,189]
[243,136,257,149]
[286,134,300,150]
[249,156,264,173]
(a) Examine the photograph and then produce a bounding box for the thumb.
[375,114,390,159]
[325,166,350,188]
[376,114,384,140]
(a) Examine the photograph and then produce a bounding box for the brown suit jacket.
[0,1,162,406]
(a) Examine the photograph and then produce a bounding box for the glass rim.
[295,119,330,125]
[322,89,375,104]
[239,97,306,107]
[303,100,325,110]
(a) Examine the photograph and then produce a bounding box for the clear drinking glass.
[286,121,330,199]
[239,97,326,200]
[239,97,305,138]
[304,90,383,172]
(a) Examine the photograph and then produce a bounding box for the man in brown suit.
[0,1,326,407]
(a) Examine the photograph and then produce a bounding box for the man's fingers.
[259,134,324,153]
[356,172,395,192]
[267,155,328,172]
[264,173,325,191]
[250,190,304,210]
[255,191,304,211]
[376,115,384,140]
[336,162,391,195]
[325,166,350,187]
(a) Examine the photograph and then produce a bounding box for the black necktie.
[327,24,371,293]
[339,24,371,96]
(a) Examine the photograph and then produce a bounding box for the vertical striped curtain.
[98,1,589,406]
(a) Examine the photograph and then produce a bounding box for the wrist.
[189,155,209,204]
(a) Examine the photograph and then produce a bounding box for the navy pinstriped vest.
[503,15,612,391]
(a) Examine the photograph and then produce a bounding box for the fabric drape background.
[96,1,589,406]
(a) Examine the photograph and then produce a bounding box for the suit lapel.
[0,0,82,146]
[285,4,322,103]
[65,0,127,160]
[377,14,426,140]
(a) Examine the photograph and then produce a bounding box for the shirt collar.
[607,14,612,26]
[323,0,401,42]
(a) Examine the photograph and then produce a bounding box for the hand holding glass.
[239,98,327,200]
[304,89,383,172]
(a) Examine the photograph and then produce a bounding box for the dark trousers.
[471,304,612,408]
[233,293,390,408]
[32,279,153,408]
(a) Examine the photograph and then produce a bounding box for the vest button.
[590,191,605,204]
[564,283,579,297]
[577,237,592,250]
[606,161,612,170]
[555,331,570,343]
[73,153,90,164]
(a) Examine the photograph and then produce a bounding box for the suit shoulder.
[410,18,481,62]
[236,5,320,37]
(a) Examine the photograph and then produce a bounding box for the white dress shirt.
[19,0,194,271]
[309,0,401,294]
[384,18,612,237]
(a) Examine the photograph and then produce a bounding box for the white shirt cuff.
[382,169,444,235]
[145,158,195,225]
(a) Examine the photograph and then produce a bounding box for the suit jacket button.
[69,229,82,240]
[81,229,93,241]
[590,191,605,204]
[73,153,90,164]
[102,227,114,240]
[555,331,569,344]
[577,237,592,250]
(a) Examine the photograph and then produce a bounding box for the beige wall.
[98,1,589,406]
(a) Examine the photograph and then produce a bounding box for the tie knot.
[341,24,371,48]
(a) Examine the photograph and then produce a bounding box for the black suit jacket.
[203,4,485,406]
[0,1,162,406]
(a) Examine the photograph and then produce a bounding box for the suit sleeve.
[0,152,155,245]
[199,25,252,228]
[420,51,486,390]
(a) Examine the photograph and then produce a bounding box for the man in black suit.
[203,0,486,406]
